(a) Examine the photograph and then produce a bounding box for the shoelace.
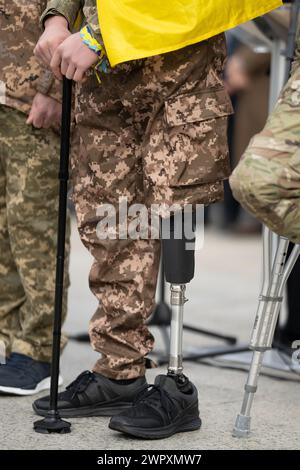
[134,384,174,421]
[66,370,96,399]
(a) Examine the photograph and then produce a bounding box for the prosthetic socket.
[161,212,195,376]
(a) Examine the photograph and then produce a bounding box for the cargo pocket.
[164,87,233,187]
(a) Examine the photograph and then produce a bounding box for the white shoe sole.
[0,375,63,396]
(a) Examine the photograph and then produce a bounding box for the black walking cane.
[34,77,73,434]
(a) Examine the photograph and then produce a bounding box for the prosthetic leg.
[233,0,300,438]
[161,212,195,377]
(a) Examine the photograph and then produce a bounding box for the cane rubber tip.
[33,412,71,434]
[232,414,251,438]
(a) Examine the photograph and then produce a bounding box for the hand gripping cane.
[34,78,73,434]
[233,0,300,438]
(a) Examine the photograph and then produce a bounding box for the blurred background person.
[223,31,270,234]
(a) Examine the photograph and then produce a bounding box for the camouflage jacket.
[41,0,102,45]
[0,0,61,114]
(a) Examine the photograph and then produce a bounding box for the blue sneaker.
[0,353,62,396]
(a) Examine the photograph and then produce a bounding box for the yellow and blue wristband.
[80,24,110,79]
[80,24,103,55]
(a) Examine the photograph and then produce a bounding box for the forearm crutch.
[233,0,300,438]
[34,77,73,434]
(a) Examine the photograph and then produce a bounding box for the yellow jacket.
[97,0,283,66]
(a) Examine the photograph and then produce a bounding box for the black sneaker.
[0,353,58,396]
[33,370,147,418]
[109,374,201,439]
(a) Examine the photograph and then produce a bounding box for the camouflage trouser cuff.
[11,336,67,363]
[92,357,157,380]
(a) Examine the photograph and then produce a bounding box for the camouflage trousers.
[230,56,300,244]
[72,35,232,379]
[0,105,70,362]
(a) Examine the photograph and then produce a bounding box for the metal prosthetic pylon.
[167,284,187,376]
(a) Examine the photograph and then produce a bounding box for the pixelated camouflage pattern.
[0,106,70,362]
[0,0,61,114]
[230,36,300,243]
[71,35,232,379]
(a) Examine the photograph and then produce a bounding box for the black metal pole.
[34,77,73,434]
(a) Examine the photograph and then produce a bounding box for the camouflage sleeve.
[40,0,83,30]
[34,1,64,102]
[81,2,103,46]
[41,1,102,45]
[35,69,61,103]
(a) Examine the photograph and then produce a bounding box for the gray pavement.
[0,219,299,450]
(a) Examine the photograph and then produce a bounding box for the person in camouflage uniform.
[33,0,234,438]
[0,0,70,395]
[230,29,300,243]
[228,8,300,358]
[73,43,232,381]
